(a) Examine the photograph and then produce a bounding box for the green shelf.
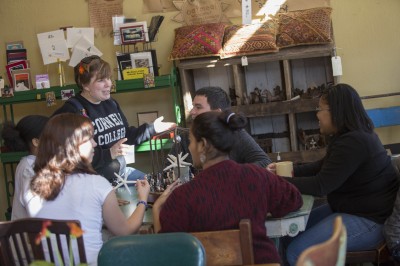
[136,138,173,152]
[0,151,28,163]
[0,139,173,163]
[0,75,173,105]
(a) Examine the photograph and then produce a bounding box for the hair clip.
[78,65,86,75]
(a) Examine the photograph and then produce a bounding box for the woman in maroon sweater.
[153,110,302,264]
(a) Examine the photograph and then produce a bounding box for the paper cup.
[276,161,293,177]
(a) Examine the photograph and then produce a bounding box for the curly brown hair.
[31,113,96,200]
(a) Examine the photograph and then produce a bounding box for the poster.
[142,0,176,13]
[37,30,69,65]
[88,0,123,35]
[172,0,230,25]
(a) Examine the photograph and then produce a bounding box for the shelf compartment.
[232,98,319,117]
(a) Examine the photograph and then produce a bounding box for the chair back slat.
[0,218,87,266]
[29,232,45,261]
[239,219,254,264]
[296,216,347,266]
[20,233,33,262]
[190,219,255,266]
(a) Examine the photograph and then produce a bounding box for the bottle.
[277,152,281,162]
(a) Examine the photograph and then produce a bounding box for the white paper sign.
[67,28,94,48]
[69,36,103,67]
[37,30,70,65]
[242,0,252,24]
[113,16,125,45]
[241,56,248,66]
[332,56,343,76]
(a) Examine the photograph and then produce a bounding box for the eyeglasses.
[80,55,100,64]
[316,107,330,112]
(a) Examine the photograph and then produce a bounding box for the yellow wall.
[0,0,399,219]
[330,0,400,145]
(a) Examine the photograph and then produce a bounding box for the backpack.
[67,97,88,117]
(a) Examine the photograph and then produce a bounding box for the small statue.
[261,89,268,103]
[265,86,283,102]
[251,87,261,104]
[229,87,240,106]
[1,85,14,98]
[308,137,318,150]
[273,85,285,101]
[292,88,304,98]
[242,92,250,105]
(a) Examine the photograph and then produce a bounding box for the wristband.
[136,200,148,210]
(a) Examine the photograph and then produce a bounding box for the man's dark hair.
[194,87,231,110]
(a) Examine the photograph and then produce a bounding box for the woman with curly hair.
[25,113,150,265]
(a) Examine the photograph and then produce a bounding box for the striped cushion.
[169,23,226,60]
[277,7,333,48]
[221,21,279,59]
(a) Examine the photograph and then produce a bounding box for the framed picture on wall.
[120,21,149,44]
[137,111,158,126]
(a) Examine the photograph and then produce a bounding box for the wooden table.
[117,187,314,238]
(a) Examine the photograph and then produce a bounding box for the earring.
[200,153,206,164]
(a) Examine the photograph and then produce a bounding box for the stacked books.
[7,48,27,63]
[5,41,31,89]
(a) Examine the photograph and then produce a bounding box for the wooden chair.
[97,232,205,266]
[0,218,87,266]
[345,156,400,266]
[345,241,391,265]
[296,216,347,266]
[190,219,255,266]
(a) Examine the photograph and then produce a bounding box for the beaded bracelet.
[136,200,148,210]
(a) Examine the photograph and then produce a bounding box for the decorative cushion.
[169,23,227,60]
[221,21,279,59]
[276,7,333,48]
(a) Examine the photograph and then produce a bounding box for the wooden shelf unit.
[175,44,334,162]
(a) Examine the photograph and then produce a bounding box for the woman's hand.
[136,179,150,202]
[110,138,129,159]
[152,179,181,233]
[266,162,277,174]
[153,179,181,210]
[153,116,177,133]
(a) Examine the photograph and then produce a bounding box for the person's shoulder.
[339,130,375,143]
[234,129,255,143]
[68,173,112,191]
[105,97,119,107]
[52,96,82,116]
[237,129,251,137]
[243,161,267,172]
[232,161,273,181]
